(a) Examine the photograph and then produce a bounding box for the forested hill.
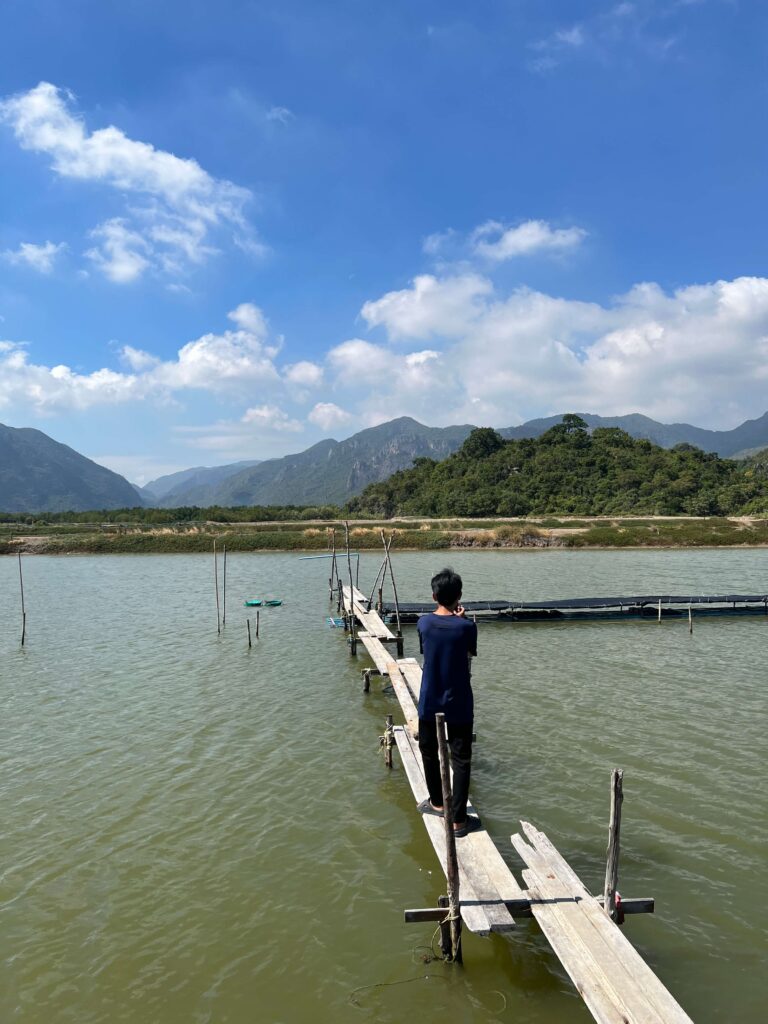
[348,416,768,518]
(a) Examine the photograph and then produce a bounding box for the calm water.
[1,550,766,1024]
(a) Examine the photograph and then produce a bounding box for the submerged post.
[688,605,693,634]
[384,713,394,768]
[256,609,260,638]
[18,551,26,646]
[213,540,221,635]
[603,768,624,922]
[436,712,462,962]
[247,618,252,648]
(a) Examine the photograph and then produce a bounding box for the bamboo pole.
[247,618,252,648]
[222,545,227,627]
[330,530,338,601]
[213,540,221,635]
[436,712,462,962]
[603,768,624,922]
[368,534,393,609]
[18,551,26,646]
[658,598,662,622]
[688,605,693,634]
[256,609,260,638]
[379,530,403,655]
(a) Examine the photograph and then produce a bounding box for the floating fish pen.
[383,593,768,624]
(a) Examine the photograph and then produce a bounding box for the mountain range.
[0,423,144,513]
[3,410,768,513]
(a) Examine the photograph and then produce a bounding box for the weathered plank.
[394,727,519,934]
[397,657,423,702]
[387,663,419,729]
[357,632,395,676]
[512,823,693,1024]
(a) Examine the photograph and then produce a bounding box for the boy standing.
[416,568,480,838]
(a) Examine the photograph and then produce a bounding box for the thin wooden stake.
[658,598,662,622]
[256,609,260,638]
[379,530,403,655]
[247,618,252,648]
[222,545,227,626]
[436,712,462,962]
[384,714,394,768]
[18,551,26,646]
[213,540,221,635]
[688,605,693,634]
[603,768,624,922]
[344,520,357,655]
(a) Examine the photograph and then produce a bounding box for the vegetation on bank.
[349,417,768,518]
[3,516,768,555]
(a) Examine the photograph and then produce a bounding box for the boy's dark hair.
[431,567,463,607]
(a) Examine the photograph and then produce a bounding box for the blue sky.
[1,0,766,484]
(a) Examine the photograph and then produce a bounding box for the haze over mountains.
[3,411,768,513]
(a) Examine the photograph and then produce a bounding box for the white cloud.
[471,219,587,261]
[308,402,352,430]
[328,273,768,430]
[241,404,302,431]
[228,302,268,338]
[422,229,456,255]
[0,302,280,411]
[266,106,294,124]
[85,218,150,283]
[0,82,260,282]
[3,240,66,273]
[284,360,323,387]
[555,25,585,46]
[361,273,492,341]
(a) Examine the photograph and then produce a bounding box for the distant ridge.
[147,410,768,508]
[141,460,261,502]
[0,423,144,513]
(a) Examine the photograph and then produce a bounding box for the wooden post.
[213,540,221,635]
[436,712,462,962]
[247,618,252,648]
[688,605,693,634]
[344,520,357,655]
[384,714,394,768]
[330,530,338,601]
[222,545,227,627]
[658,598,662,622]
[362,668,371,693]
[377,586,384,613]
[18,551,26,646]
[256,609,260,638]
[603,768,624,922]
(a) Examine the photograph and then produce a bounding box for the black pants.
[418,718,473,824]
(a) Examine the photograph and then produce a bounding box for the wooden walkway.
[338,584,694,1024]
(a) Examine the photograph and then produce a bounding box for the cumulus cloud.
[0,302,280,411]
[308,402,352,430]
[266,106,294,124]
[331,273,768,430]
[361,274,492,341]
[284,360,323,387]
[471,219,587,261]
[3,240,66,273]
[0,82,260,282]
[241,404,302,431]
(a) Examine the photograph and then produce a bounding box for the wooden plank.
[397,657,423,702]
[518,824,692,1024]
[513,825,693,1024]
[404,897,654,924]
[395,727,517,934]
[387,663,419,730]
[357,633,394,676]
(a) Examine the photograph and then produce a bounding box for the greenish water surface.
[1,550,766,1023]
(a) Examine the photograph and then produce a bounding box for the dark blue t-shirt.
[417,613,478,724]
